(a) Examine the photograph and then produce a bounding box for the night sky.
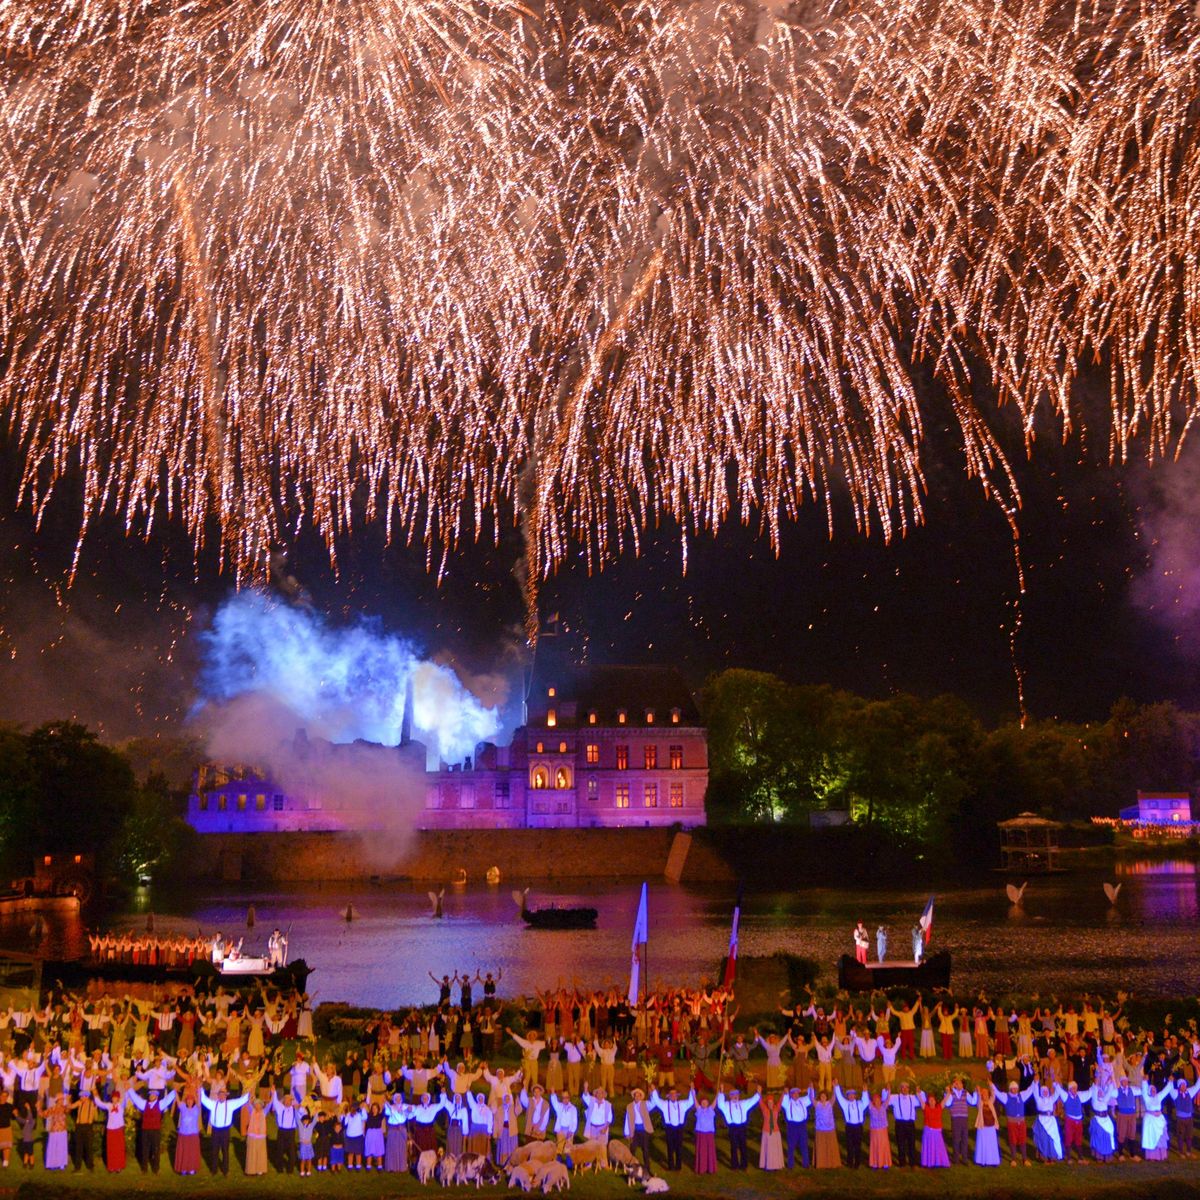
[1,409,1197,742]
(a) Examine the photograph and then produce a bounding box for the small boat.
[42,956,313,993]
[837,951,951,991]
[513,888,597,930]
[522,905,599,930]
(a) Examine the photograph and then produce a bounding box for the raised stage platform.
[837,951,951,991]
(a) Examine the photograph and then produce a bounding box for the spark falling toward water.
[2,0,1200,709]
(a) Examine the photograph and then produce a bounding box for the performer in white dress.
[1141,1081,1170,1161]
[1031,1085,1064,1162]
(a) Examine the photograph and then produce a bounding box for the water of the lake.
[4,856,1197,1008]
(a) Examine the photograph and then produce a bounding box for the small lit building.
[1119,791,1192,824]
[30,853,95,900]
[998,812,1063,873]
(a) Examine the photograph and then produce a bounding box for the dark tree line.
[701,669,1200,856]
[0,722,197,883]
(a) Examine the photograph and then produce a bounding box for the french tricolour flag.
[722,896,740,988]
[628,882,649,1006]
[919,896,935,945]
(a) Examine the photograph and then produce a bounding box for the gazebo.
[998,812,1064,873]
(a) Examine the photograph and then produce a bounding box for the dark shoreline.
[168,823,1171,889]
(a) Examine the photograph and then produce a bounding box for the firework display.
[1,0,1197,584]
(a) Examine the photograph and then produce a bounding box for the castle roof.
[531,664,701,724]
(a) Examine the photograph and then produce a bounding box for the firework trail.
[1,0,1197,624]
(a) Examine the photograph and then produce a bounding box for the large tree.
[22,722,136,861]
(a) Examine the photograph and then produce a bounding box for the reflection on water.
[1116,859,1198,875]
[0,856,1196,1008]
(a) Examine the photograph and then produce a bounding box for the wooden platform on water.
[837,951,951,990]
[0,894,80,915]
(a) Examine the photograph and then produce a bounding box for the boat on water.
[521,905,598,930]
[837,950,951,991]
[41,956,313,993]
[512,888,598,930]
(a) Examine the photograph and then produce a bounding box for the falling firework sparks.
[1,0,1198,629]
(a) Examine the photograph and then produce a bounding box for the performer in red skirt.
[693,1096,717,1173]
[94,1089,128,1172]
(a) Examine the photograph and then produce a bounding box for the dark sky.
[1,411,1197,741]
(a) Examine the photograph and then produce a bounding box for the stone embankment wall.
[187,827,737,885]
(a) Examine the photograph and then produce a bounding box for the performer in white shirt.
[780,1086,814,1169]
[549,1090,579,1151]
[581,1084,613,1142]
[651,1086,695,1172]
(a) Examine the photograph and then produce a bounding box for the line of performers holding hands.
[3,1038,1195,1179]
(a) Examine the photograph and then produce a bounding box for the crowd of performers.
[88,929,290,969]
[0,975,1194,1181]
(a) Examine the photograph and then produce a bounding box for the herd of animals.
[413,1137,669,1192]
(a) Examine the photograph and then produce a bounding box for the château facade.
[186,665,708,833]
[424,666,708,829]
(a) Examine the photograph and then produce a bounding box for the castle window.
[531,766,549,790]
[496,779,510,809]
[670,783,684,808]
[586,743,600,765]
[273,794,285,811]
[644,784,658,808]
[218,794,227,812]
[237,793,247,811]
[199,794,209,812]
[616,745,629,770]
[547,709,557,727]
[644,745,657,770]
[548,686,556,698]
[671,708,681,724]
[618,710,627,725]
[536,741,544,754]
[588,711,597,725]
[669,745,683,770]
[255,793,266,811]
[559,741,568,754]
[555,767,572,789]
[645,709,655,724]
[587,776,598,801]
[615,784,630,809]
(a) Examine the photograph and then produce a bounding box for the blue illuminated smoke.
[198,592,502,764]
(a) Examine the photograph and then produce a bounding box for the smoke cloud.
[197,591,503,762]
[201,691,429,865]
[1130,443,1200,661]
[192,592,511,862]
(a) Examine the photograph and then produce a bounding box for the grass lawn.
[10,1156,1200,1200]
